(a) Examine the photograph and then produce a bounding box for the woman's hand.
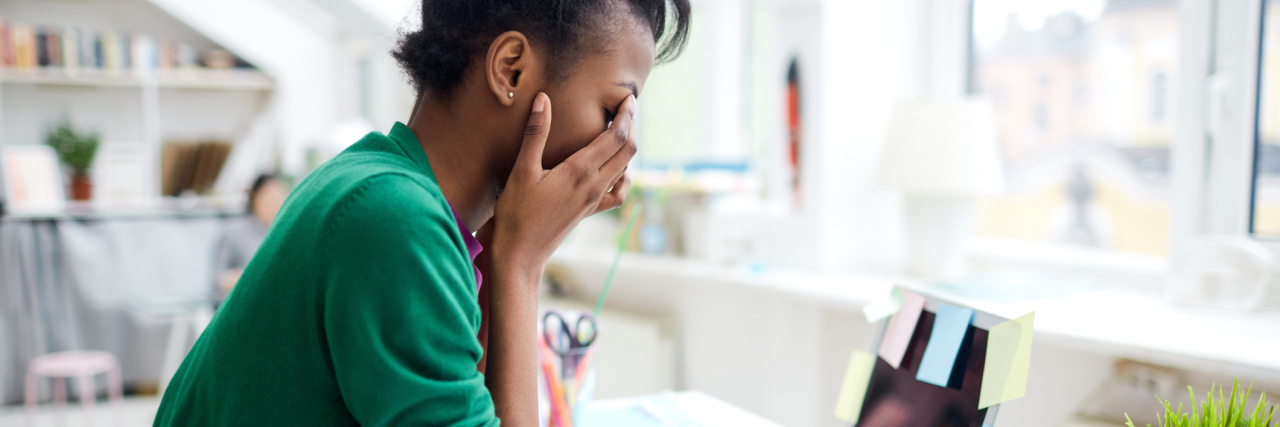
[484,92,636,426]
[491,92,636,277]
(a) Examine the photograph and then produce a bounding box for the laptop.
[860,288,1006,427]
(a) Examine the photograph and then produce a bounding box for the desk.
[584,391,781,427]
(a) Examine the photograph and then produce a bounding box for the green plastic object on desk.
[593,205,642,317]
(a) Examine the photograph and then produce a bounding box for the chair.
[24,350,123,424]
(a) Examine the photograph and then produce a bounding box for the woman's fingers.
[597,114,637,188]
[516,93,552,174]
[592,173,631,214]
[557,95,636,178]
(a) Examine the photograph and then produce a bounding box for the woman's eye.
[604,109,617,127]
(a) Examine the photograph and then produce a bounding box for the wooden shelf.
[0,68,274,91]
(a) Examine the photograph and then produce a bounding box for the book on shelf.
[13,23,35,68]
[35,26,48,67]
[0,18,250,78]
[91,31,103,68]
[0,18,12,67]
[161,141,231,196]
[47,27,63,67]
[62,27,78,71]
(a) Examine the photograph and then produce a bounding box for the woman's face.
[537,21,656,169]
[252,180,287,226]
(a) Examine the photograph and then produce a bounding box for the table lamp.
[876,98,1003,277]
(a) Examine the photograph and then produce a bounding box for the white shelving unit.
[0,66,276,216]
[0,68,274,91]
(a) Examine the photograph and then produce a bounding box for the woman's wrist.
[489,225,552,285]
[489,245,545,288]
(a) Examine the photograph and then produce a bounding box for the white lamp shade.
[876,98,1004,196]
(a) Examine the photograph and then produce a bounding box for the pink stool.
[24,351,123,424]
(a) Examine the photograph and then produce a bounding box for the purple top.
[448,204,484,290]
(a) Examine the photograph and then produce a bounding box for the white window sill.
[551,242,1280,383]
[965,237,1169,293]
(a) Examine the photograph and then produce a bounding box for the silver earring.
[508,92,514,99]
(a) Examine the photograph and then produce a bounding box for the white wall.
[809,0,925,274]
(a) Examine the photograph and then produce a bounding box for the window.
[1252,0,1280,236]
[970,0,1180,256]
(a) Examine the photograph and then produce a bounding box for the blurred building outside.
[973,0,1181,255]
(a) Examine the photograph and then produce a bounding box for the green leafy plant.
[44,118,100,176]
[1126,380,1277,427]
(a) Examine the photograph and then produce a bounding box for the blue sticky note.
[916,304,975,387]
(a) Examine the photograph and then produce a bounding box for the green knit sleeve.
[320,174,499,426]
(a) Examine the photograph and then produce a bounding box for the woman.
[154,0,689,425]
[211,174,287,307]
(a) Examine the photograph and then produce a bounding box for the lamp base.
[903,194,974,278]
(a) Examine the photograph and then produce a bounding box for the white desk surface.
[586,391,782,427]
[551,247,1280,382]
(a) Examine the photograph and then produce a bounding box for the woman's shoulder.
[291,142,446,214]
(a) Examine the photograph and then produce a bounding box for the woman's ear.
[486,31,536,107]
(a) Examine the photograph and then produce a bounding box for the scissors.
[542,309,598,381]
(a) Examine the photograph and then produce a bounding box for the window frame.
[1193,0,1275,258]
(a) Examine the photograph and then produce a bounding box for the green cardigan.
[154,123,498,426]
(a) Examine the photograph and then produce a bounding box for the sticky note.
[833,350,876,423]
[876,290,926,369]
[979,312,1035,409]
[916,304,975,387]
[863,287,905,323]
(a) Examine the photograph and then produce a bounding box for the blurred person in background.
[212,174,286,307]
[155,0,690,425]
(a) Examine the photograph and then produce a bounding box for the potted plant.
[1126,379,1276,427]
[45,118,100,201]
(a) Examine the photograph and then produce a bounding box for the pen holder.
[538,332,597,427]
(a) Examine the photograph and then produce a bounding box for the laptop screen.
[858,309,992,427]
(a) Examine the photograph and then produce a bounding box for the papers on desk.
[583,392,781,427]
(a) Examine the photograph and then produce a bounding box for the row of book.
[0,17,226,72]
[161,141,232,197]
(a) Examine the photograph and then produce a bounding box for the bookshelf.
[0,67,275,208]
[0,68,274,91]
[0,23,277,217]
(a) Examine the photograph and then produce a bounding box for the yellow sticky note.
[978,312,1035,409]
[834,350,877,423]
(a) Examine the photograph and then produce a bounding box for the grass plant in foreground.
[1125,379,1277,427]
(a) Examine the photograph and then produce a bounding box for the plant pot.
[70,173,92,201]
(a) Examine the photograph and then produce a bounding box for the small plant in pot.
[44,118,100,201]
[1126,379,1277,427]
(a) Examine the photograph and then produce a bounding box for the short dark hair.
[392,0,691,98]
[247,174,277,215]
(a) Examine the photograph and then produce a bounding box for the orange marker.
[539,336,573,427]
